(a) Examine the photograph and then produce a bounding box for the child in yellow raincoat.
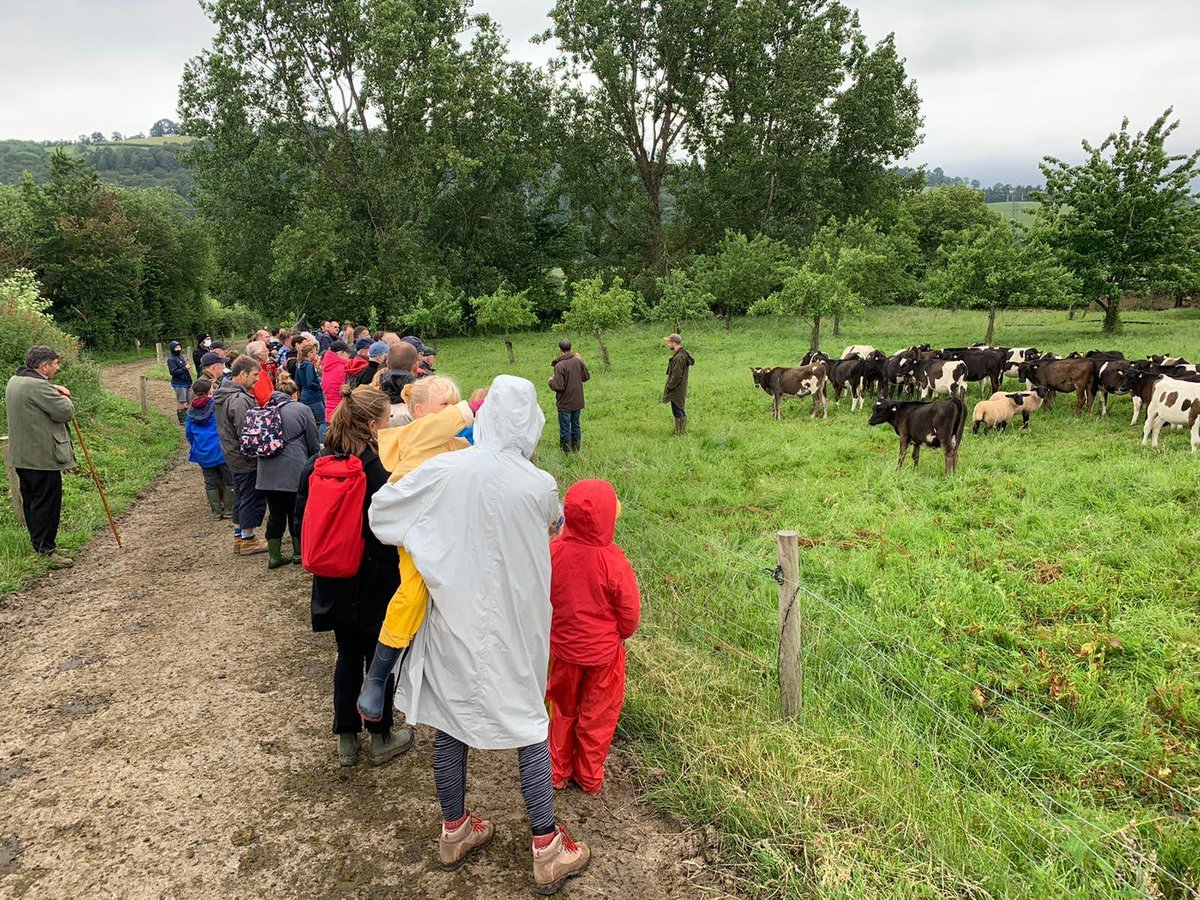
[357,376,477,721]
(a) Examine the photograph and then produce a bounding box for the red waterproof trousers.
[546,644,626,793]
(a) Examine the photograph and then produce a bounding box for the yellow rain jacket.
[374,402,473,648]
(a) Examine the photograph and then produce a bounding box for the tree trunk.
[1068,307,1075,320]
[833,313,841,337]
[724,310,732,330]
[504,338,515,363]
[985,307,996,345]
[1174,291,1185,309]
[596,331,611,371]
[1101,298,1120,333]
[810,316,821,353]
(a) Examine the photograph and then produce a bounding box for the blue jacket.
[185,397,225,468]
[295,360,323,405]
[168,353,193,387]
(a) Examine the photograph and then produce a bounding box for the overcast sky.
[2,0,1197,185]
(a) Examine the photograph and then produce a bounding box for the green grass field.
[431,305,1200,897]
[988,200,1041,227]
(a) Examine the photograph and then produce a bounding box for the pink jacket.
[321,351,348,416]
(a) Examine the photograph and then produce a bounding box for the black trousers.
[263,490,297,541]
[231,470,265,531]
[16,468,63,554]
[333,626,394,735]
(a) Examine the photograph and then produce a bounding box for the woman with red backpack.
[294,383,413,768]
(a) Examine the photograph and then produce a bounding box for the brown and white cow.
[868,396,966,474]
[751,363,829,420]
[1142,376,1200,451]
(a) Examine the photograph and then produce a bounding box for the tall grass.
[433,305,1200,897]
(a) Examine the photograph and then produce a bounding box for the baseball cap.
[329,340,350,354]
[200,351,224,368]
[368,341,389,359]
[400,335,433,355]
[665,333,683,344]
[354,337,373,351]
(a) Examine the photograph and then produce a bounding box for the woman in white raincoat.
[368,375,591,893]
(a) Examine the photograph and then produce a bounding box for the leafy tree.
[649,268,712,333]
[149,118,180,138]
[0,183,35,275]
[691,232,790,328]
[558,275,635,370]
[89,131,105,143]
[110,132,124,142]
[406,278,464,338]
[751,262,863,352]
[471,285,537,362]
[923,222,1078,344]
[1034,109,1200,332]
[903,184,1000,274]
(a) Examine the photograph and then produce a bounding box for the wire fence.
[615,494,1198,896]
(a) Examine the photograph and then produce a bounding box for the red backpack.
[301,453,367,578]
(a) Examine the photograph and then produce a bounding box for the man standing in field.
[213,356,269,555]
[4,346,77,567]
[662,333,694,435]
[548,339,589,453]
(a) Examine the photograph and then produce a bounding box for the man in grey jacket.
[4,346,76,567]
[213,355,268,555]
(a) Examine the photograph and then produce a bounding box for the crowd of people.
[3,322,702,892]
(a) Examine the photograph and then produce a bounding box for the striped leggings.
[432,730,556,836]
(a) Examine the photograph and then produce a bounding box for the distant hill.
[0,138,195,200]
[987,200,1040,226]
[897,166,1040,203]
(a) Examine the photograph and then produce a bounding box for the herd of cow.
[750,343,1200,474]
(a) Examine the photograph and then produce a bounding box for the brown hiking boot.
[238,537,269,556]
[438,813,495,872]
[44,551,74,569]
[532,825,590,894]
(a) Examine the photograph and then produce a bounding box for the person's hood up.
[560,479,618,547]
[187,396,215,423]
[345,357,369,378]
[322,350,347,373]
[473,375,544,459]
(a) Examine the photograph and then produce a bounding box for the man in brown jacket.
[662,333,694,435]
[4,346,77,567]
[548,339,590,453]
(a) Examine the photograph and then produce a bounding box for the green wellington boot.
[290,536,302,565]
[267,538,289,569]
[221,489,236,520]
[205,489,223,521]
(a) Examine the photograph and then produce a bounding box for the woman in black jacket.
[295,383,412,768]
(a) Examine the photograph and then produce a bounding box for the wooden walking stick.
[71,417,122,549]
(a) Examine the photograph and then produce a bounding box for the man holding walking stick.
[4,346,76,568]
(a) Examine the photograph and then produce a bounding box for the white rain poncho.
[368,375,562,749]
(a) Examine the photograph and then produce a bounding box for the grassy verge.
[430,305,1200,897]
[0,393,179,598]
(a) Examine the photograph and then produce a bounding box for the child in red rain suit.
[546,479,641,794]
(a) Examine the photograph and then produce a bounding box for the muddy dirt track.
[0,362,721,899]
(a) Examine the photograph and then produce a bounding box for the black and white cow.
[868,396,966,474]
[934,347,1007,396]
[913,358,968,399]
[1096,359,1134,417]
[1141,375,1200,451]
[1003,347,1040,380]
[883,347,924,398]
[751,363,829,420]
[826,356,867,411]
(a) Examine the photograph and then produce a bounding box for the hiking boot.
[205,489,223,520]
[532,825,590,894]
[338,733,359,767]
[358,643,403,722]
[267,538,289,570]
[233,535,243,555]
[44,551,73,569]
[239,537,269,556]
[367,726,414,766]
[438,813,495,872]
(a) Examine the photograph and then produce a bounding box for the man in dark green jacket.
[4,346,76,567]
[662,334,694,435]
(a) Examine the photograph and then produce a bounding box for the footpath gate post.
[776,530,802,720]
[0,436,25,527]
[155,342,163,364]
[139,376,149,420]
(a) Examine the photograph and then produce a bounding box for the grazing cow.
[1067,349,1125,362]
[913,358,968,399]
[975,387,1048,432]
[1141,375,1200,451]
[1096,359,1134,417]
[868,396,966,474]
[826,357,867,411]
[1003,347,1040,380]
[751,363,829,420]
[842,344,876,359]
[934,347,1007,396]
[1017,358,1097,415]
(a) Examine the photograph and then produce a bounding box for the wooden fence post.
[139,376,149,419]
[776,530,802,720]
[155,342,163,364]
[0,435,25,527]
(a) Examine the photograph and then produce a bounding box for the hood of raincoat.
[473,375,544,460]
[561,479,618,547]
[345,357,369,379]
[187,395,215,423]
